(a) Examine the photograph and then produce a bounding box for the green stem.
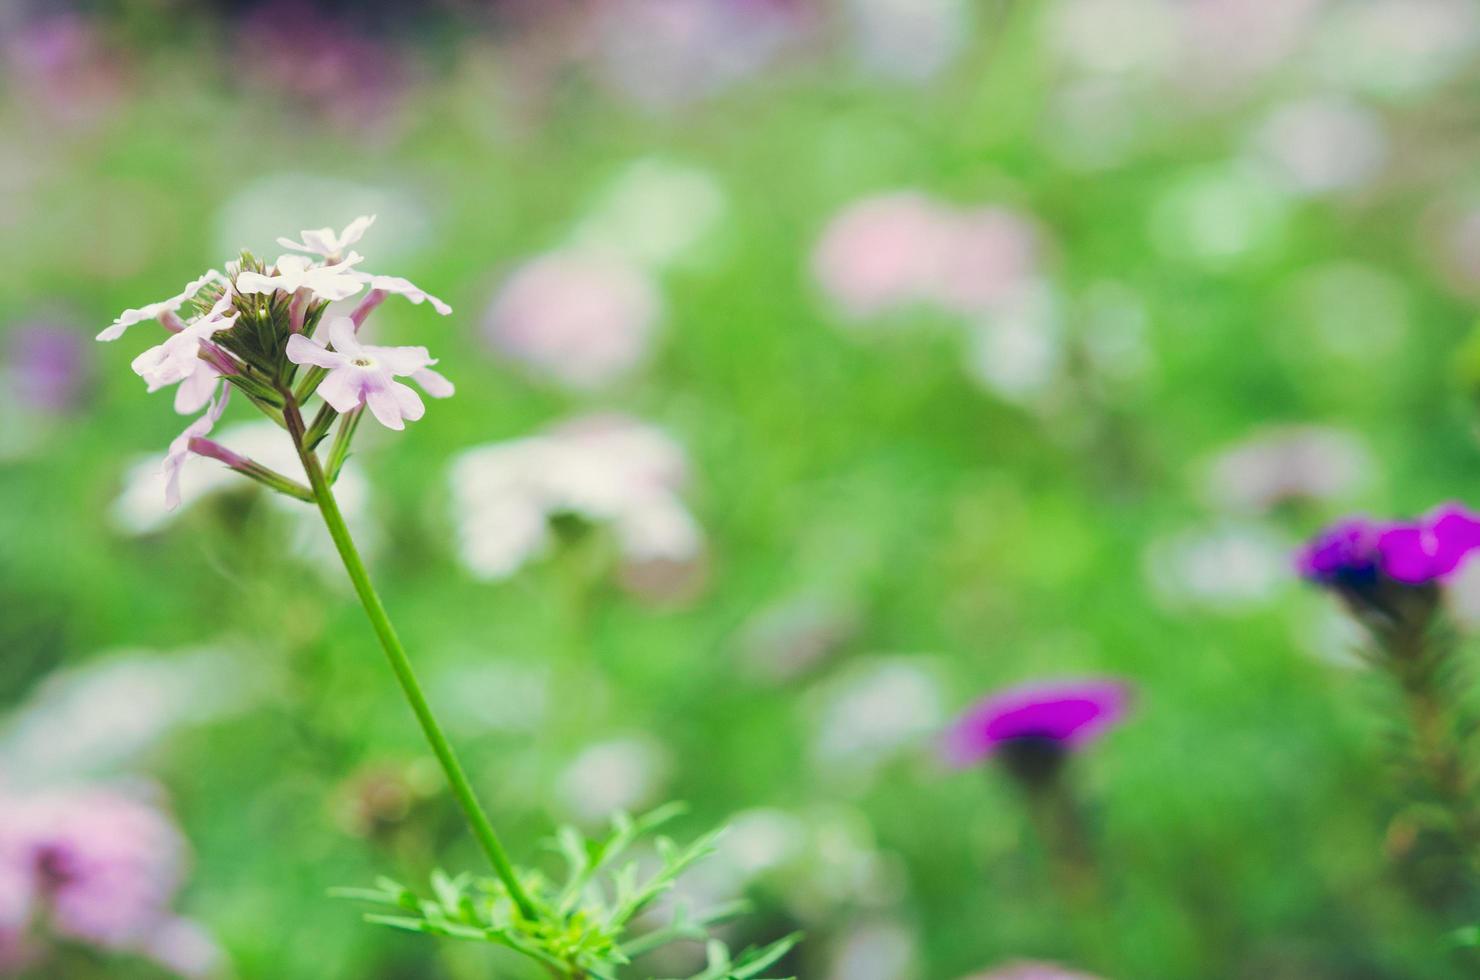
[283,400,537,921]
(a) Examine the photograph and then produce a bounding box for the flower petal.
[285,334,343,370]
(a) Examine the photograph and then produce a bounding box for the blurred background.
[5,0,1480,976]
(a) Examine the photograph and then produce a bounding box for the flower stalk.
[282,396,537,922]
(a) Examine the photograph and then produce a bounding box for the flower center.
[352,357,374,368]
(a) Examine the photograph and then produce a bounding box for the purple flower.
[1378,502,1480,584]
[0,784,218,976]
[7,324,89,414]
[943,679,1131,772]
[1297,504,1480,588]
[1295,516,1381,584]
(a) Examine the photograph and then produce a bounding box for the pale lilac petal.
[233,270,278,296]
[172,364,219,415]
[98,270,225,341]
[389,380,425,422]
[355,272,452,315]
[276,215,376,258]
[412,366,454,398]
[363,381,407,430]
[315,368,367,414]
[285,333,344,370]
[164,392,228,510]
[326,316,364,357]
[364,343,433,375]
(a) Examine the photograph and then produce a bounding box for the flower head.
[276,214,376,261]
[97,270,226,341]
[286,316,452,430]
[236,252,366,303]
[943,679,1131,781]
[1295,516,1382,586]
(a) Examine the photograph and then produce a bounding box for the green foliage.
[334,805,800,979]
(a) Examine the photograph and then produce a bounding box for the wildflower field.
[6,1,1480,977]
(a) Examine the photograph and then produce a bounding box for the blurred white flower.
[449,413,703,581]
[571,159,728,271]
[1144,521,1291,611]
[112,419,375,572]
[1172,0,1322,95]
[963,286,1063,404]
[1051,0,1178,77]
[555,736,670,825]
[1149,165,1289,269]
[738,593,863,682]
[828,921,919,980]
[1203,425,1372,514]
[484,249,661,389]
[1280,262,1409,360]
[844,0,970,82]
[431,660,551,736]
[1252,98,1387,195]
[589,0,798,109]
[1314,0,1480,100]
[810,658,943,773]
[0,649,257,788]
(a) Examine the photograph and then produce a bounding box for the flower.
[943,680,1131,776]
[235,252,366,303]
[1295,517,1380,585]
[1379,503,1480,584]
[483,249,661,389]
[6,323,90,414]
[285,316,452,430]
[97,270,226,341]
[276,213,376,261]
[448,413,702,581]
[164,391,228,510]
[273,214,450,314]
[0,784,218,977]
[128,291,236,408]
[1205,425,1371,514]
[1297,504,1480,588]
[960,963,1103,980]
[812,192,1041,321]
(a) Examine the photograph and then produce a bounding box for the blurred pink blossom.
[588,0,803,109]
[0,784,217,976]
[2,14,128,126]
[6,323,90,414]
[812,192,1041,321]
[483,249,662,389]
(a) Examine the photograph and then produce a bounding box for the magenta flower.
[1297,504,1480,588]
[286,316,452,430]
[943,679,1131,773]
[1378,503,1480,584]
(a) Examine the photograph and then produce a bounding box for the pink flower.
[128,291,237,408]
[285,316,452,430]
[812,192,1042,320]
[483,249,661,389]
[0,783,217,976]
[812,191,952,319]
[276,214,376,261]
[164,390,228,510]
[97,270,226,342]
[236,252,365,303]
